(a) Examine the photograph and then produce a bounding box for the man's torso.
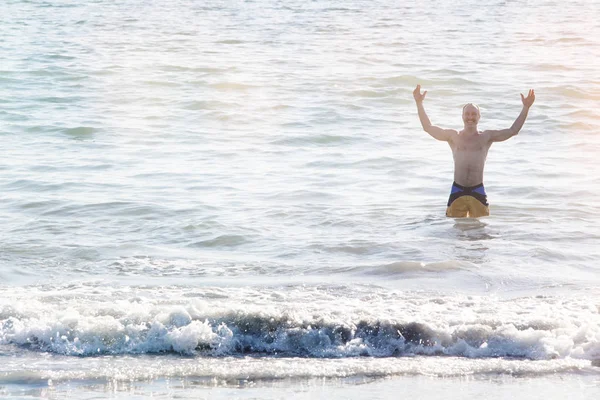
[448,130,492,186]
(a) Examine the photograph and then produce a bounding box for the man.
[413,84,535,217]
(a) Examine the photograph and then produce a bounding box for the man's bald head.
[462,103,480,115]
[462,103,481,127]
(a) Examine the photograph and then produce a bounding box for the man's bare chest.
[451,135,490,153]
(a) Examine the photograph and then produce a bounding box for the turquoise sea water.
[1,0,600,398]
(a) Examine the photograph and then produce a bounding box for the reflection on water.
[452,218,494,241]
[449,218,492,265]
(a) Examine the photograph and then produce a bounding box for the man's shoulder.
[478,129,498,141]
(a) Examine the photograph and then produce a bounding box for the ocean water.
[1,0,600,398]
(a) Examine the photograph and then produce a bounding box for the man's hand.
[521,89,535,109]
[413,84,427,103]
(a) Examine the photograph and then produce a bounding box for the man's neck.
[461,126,479,135]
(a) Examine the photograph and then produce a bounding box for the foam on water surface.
[1,284,599,363]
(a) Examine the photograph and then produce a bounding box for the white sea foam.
[1,285,599,362]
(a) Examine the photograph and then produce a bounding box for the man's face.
[462,104,480,127]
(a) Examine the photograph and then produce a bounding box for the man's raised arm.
[413,85,456,142]
[485,89,535,142]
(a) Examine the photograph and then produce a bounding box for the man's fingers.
[413,84,425,101]
[521,90,535,107]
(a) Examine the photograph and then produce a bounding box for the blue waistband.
[450,182,486,196]
[448,182,488,206]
